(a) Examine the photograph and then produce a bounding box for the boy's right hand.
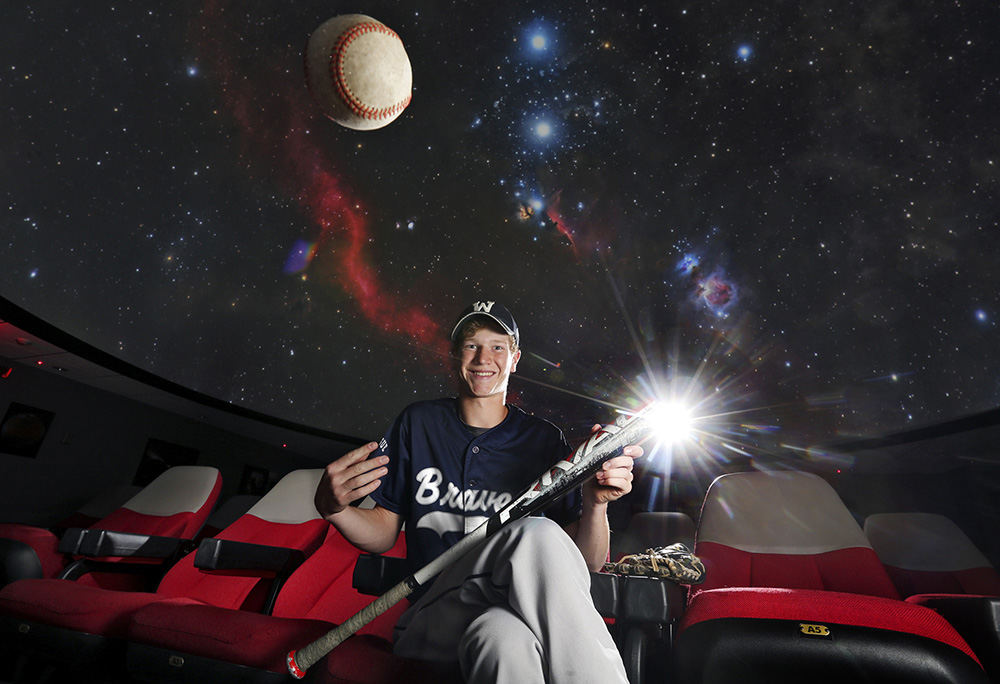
[314,442,389,519]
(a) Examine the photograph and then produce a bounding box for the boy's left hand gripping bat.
[287,405,657,678]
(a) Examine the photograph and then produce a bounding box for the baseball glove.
[602,542,706,584]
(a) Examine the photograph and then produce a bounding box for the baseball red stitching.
[330,21,411,122]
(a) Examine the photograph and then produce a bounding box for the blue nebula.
[677,253,700,275]
[737,45,753,62]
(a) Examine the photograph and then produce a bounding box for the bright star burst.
[522,20,556,60]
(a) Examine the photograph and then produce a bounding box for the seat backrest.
[272,525,409,639]
[693,471,899,599]
[58,484,143,530]
[611,511,695,560]
[155,469,329,612]
[200,494,262,538]
[94,466,222,540]
[864,512,1000,597]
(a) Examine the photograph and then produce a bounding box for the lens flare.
[647,401,694,445]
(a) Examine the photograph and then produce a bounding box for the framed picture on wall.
[132,438,200,487]
[0,402,55,458]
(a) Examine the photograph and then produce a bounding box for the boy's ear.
[511,348,521,372]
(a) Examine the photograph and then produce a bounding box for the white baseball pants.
[392,516,628,684]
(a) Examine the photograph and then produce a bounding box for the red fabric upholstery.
[90,469,221,542]
[274,527,409,638]
[0,579,165,637]
[692,541,900,599]
[94,509,207,541]
[71,470,222,589]
[0,515,329,638]
[0,469,222,591]
[0,524,65,579]
[323,634,457,684]
[1,469,325,654]
[126,525,413,676]
[129,599,333,671]
[154,516,329,611]
[679,587,980,663]
[673,472,985,679]
[864,512,1000,598]
[887,565,1000,598]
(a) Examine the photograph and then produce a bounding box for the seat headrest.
[123,466,221,516]
[245,469,323,524]
[864,512,992,572]
[698,471,871,554]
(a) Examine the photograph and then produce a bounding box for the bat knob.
[287,650,306,679]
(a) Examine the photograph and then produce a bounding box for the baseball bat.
[287,404,658,678]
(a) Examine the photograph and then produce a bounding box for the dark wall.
[0,361,325,526]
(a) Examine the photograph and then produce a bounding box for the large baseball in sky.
[305,14,413,131]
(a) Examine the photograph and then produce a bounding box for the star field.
[2,1,999,447]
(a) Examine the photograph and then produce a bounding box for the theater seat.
[55,484,143,531]
[864,513,1000,598]
[0,468,218,591]
[865,512,1000,679]
[125,526,455,684]
[199,494,262,539]
[0,468,326,677]
[671,470,989,683]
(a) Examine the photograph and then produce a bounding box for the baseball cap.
[450,301,519,347]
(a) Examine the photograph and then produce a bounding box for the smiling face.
[454,321,521,401]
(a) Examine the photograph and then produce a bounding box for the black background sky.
[3,1,998,451]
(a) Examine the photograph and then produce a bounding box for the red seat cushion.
[321,634,460,684]
[886,565,1000,598]
[0,579,165,637]
[680,586,980,663]
[129,599,333,672]
[692,541,901,599]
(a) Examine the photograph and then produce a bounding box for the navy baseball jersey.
[368,398,582,575]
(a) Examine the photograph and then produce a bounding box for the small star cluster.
[2,1,998,444]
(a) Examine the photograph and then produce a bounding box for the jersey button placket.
[467,443,481,497]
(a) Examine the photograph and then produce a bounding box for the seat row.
[2,468,999,683]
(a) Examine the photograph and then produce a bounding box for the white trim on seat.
[864,512,992,572]
[123,466,220,516]
[245,469,323,524]
[698,471,872,555]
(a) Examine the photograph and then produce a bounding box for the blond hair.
[451,318,519,355]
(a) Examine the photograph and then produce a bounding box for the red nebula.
[192,1,443,354]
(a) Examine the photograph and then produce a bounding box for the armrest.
[353,553,410,596]
[620,575,686,624]
[591,571,621,618]
[591,572,686,624]
[58,527,189,559]
[908,595,1000,677]
[193,538,306,575]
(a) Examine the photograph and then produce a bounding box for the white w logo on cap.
[473,301,495,313]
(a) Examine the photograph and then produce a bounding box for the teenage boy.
[316,301,641,683]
